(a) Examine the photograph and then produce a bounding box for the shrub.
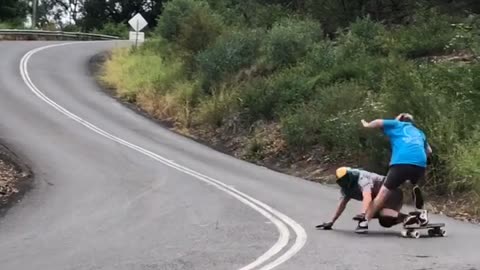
[262,16,323,68]
[336,16,387,58]
[0,21,15,29]
[280,82,368,150]
[171,80,202,127]
[449,129,480,193]
[93,22,129,39]
[156,0,223,53]
[62,24,80,32]
[196,86,239,127]
[207,0,288,28]
[93,22,128,38]
[387,9,457,58]
[243,3,289,28]
[196,29,262,88]
[303,41,336,73]
[177,7,223,53]
[240,66,314,120]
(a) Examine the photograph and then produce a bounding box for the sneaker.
[355,220,368,234]
[418,209,429,226]
[403,214,418,226]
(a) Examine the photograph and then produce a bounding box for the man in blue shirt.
[358,113,432,233]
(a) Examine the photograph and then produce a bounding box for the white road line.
[20,42,307,270]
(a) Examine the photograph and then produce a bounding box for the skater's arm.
[331,198,349,223]
[361,119,384,129]
[361,191,373,215]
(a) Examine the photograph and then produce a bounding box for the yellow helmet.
[336,167,350,180]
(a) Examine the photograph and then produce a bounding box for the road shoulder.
[0,142,33,215]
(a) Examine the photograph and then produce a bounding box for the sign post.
[128,13,148,48]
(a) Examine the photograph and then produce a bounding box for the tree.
[38,0,84,27]
[0,0,28,25]
[81,0,165,31]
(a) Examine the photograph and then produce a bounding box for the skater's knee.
[376,186,391,203]
[378,216,398,228]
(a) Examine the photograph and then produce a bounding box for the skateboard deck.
[401,223,446,238]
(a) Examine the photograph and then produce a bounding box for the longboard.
[401,223,446,238]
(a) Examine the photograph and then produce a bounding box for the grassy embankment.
[101,0,480,220]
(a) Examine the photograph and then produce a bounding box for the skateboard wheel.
[412,230,420,239]
[440,229,447,237]
[401,230,408,237]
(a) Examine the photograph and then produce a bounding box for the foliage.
[102,0,480,200]
[0,0,28,26]
[101,48,184,101]
[386,9,458,58]
[196,29,262,88]
[93,22,129,38]
[155,0,224,58]
[262,16,323,68]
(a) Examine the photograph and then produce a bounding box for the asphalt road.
[0,41,479,270]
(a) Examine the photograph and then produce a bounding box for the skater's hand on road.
[353,213,366,221]
[316,221,333,230]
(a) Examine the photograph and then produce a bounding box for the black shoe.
[403,214,418,226]
[418,209,429,226]
[355,220,368,234]
[404,210,429,227]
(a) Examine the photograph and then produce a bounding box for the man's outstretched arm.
[331,198,350,223]
[361,119,384,129]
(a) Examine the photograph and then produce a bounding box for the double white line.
[19,42,307,270]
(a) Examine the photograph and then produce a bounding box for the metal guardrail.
[0,29,120,40]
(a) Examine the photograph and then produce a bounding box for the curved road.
[0,41,479,270]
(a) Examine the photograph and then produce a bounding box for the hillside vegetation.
[101,0,480,216]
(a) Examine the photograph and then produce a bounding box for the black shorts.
[383,164,425,190]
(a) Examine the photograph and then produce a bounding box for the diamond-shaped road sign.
[128,13,148,32]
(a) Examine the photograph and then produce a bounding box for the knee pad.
[378,216,398,228]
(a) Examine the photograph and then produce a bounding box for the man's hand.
[353,213,366,221]
[316,221,334,230]
[361,119,369,128]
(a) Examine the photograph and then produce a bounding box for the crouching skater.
[316,167,408,233]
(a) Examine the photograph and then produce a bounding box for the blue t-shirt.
[382,120,428,168]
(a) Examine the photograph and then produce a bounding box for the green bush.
[196,29,262,88]
[262,17,323,68]
[450,129,480,193]
[93,22,129,38]
[171,80,202,127]
[0,21,15,29]
[336,16,387,58]
[240,66,314,120]
[280,82,368,149]
[177,6,223,53]
[196,86,239,127]
[156,0,223,53]
[387,9,457,58]
[156,0,202,41]
[303,41,336,73]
